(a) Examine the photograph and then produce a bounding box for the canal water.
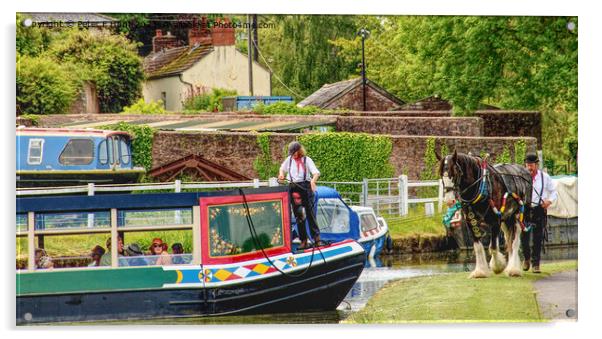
[67,245,578,325]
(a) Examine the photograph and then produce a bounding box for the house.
[297,77,405,111]
[142,18,271,111]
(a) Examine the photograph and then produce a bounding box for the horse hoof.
[492,266,505,275]
[505,269,522,277]
[469,270,490,279]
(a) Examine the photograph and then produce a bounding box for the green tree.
[48,29,145,112]
[17,54,79,114]
[255,15,360,100]
[16,13,54,57]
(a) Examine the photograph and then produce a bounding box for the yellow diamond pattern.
[214,269,232,281]
[252,264,270,274]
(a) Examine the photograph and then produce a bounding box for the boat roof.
[350,205,375,214]
[16,127,132,138]
[315,186,343,199]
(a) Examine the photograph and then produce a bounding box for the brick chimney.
[212,17,236,46]
[188,16,212,46]
[152,29,178,53]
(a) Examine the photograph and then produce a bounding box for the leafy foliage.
[16,54,79,114]
[514,140,527,164]
[48,29,144,113]
[16,13,54,57]
[98,122,156,172]
[256,15,360,99]
[421,138,439,181]
[331,16,577,164]
[495,146,511,164]
[122,99,166,114]
[183,88,237,112]
[253,133,282,180]
[254,102,321,115]
[298,132,394,182]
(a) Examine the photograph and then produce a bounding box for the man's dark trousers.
[289,181,320,242]
[521,206,546,266]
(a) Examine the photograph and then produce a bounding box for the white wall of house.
[142,45,271,112]
[142,76,184,111]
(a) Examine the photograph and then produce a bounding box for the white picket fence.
[16,176,444,219]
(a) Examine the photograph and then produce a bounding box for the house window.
[27,139,44,165]
[161,92,167,109]
[59,139,94,165]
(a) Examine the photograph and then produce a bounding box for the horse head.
[437,150,482,205]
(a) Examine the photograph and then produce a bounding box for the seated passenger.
[88,245,106,267]
[34,248,53,269]
[171,243,186,264]
[124,243,148,267]
[100,236,126,266]
[149,238,172,266]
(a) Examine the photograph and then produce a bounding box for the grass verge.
[344,260,577,323]
[384,204,446,240]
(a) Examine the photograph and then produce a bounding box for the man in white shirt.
[278,141,321,249]
[521,153,558,273]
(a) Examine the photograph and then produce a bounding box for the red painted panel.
[200,191,291,265]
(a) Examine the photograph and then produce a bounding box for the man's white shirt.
[530,169,558,206]
[280,156,320,183]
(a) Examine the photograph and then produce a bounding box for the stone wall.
[474,110,542,146]
[152,131,537,180]
[336,116,483,137]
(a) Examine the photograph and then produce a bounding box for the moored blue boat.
[294,186,390,259]
[16,186,365,324]
[16,127,145,187]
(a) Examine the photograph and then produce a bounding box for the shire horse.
[437,151,532,278]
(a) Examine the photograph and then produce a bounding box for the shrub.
[48,29,144,113]
[253,133,282,180]
[16,54,79,114]
[122,99,166,114]
[183,88,237,112]
[254,102,321,115]
[298,132,394,182]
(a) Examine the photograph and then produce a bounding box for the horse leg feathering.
[469,241,491,279]
[504,222,523,277]
[489,237,507,275]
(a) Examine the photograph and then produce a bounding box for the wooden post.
[111,208,118,268]
[27,212,35,271]
[192,206,202,265]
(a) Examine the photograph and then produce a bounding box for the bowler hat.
[524,153,539,164]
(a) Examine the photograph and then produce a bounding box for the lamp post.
[357,28,370,111]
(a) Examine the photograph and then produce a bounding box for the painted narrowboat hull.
[16,241,365,324]
[16,169,145,188]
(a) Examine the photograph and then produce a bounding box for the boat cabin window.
[118,208,192,227]
[98,140,108,165]
[208,200,284,257]
[16,213,28,233]
[59,138,94,165]
[316,198,350,234]
[119,138,131,165]
[35,211,111,230]
[360,213,379,233]
[27,138,44,165]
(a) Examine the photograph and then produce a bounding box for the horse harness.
[443,155,528,237]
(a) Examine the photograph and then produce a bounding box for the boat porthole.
[23,313,32,321]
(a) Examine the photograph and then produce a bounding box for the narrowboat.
[294,186,391,259]
[16,127,145,187]
[16,186,365,324]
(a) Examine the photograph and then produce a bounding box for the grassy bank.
[345,260,577,323]
[384,204,446,240]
